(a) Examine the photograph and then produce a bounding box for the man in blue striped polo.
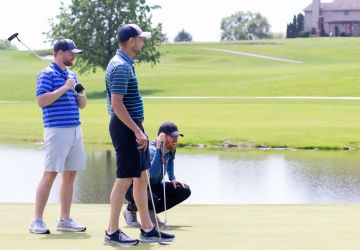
[104,24,175,246]
[29,39,87,234]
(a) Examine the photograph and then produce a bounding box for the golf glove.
[74,83,85,93]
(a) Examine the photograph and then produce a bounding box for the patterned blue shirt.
[105,50,144,119]
[149,140,176,184]
[36,62,80,127]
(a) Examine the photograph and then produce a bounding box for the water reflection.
[2,144,360,204]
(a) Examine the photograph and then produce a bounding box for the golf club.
[139,146,170,246]
[142,148,170,246]
[7,32,85,94]
[160,142,170,230]
[7,33,47,62]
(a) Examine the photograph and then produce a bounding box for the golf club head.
[158,241,171,246]
[7,33,19,41]
[161,225,172,230]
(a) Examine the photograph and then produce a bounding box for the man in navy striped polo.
[104,24,174,246]
[29,39,87,234]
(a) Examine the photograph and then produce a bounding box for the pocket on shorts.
[75,126,83,140]
[43,127,56,149]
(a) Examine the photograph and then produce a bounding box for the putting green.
[1,204,360,249]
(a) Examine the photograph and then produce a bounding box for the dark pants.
[109,115,149,178]
[125,182,191,214]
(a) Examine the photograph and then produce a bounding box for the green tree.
[220,11,271,40]
[46,0,163,73]
[0,39,17,50]
[297,14,304,35]
[286,13,305,38]
[174,29,193,42]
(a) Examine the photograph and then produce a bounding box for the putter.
[7,33,47,62]
[160,143,170,230]
[7,32,84,94]
[142,149,170,246]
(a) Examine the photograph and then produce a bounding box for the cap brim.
[169,131,184,137]
[71,49,83,54]
[139,32,151,38]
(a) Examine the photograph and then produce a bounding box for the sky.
[0,0,327,50]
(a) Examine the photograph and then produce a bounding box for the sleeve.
[149,144,163,184]
[110,64,129,95]
[167,156,176,181]
[35,72,53,97]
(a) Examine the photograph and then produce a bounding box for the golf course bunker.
[205,48,304,64]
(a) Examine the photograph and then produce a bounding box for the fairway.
[1,98,360,149]
[1,204,360,250]
[1,38,360,148]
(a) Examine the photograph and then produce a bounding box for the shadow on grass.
[40,232,91,240]
[164,225,192,231]
[86,89,163,100]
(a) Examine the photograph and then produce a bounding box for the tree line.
[2,0,279,72]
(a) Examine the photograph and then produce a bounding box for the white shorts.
[43,126,85,172]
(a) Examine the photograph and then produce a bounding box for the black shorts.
[109,115,149,178]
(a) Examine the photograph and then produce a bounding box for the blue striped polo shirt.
[105,50,144,120]
[36,62,80,127]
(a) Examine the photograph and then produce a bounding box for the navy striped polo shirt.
[36,62,80,127]
[105,50,144,120]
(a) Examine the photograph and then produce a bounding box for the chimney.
[312,0,321,33]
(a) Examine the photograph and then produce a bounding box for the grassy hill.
[1,38,360,149]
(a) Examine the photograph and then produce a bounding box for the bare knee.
[114,178,133,189]
[42,172,57,183]
[133,171,148,187]
[61,171,77,183]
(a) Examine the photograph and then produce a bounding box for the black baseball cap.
[54,39,83,54]
[117,24,151,42]
[158,121,184,137]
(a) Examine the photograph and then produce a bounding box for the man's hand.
[156,132,166,149]
[135,129,148,150]
[64,78,76,90]
[171,179,189,189]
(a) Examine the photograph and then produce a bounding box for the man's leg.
[153,182,192,213]
[60,171,77,219]
[125,185,161,212]
[107,178,133,233]
[34,171,57,219]
[133,170,153,230]
[56,170,86,232]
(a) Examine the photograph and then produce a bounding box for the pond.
[1,144,360,204]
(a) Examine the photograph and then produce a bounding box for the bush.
[0,39,17,50]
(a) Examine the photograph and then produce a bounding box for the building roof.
[304,0,360,12]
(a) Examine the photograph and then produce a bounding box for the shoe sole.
[57,227,86,232]
[29,229,50,234]
[140,236,174,243]
[104,238,139,246]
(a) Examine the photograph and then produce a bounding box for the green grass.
[2,99,360,149]
[2,38,360,101]
[1,203,360,250]
[1,38,360,148]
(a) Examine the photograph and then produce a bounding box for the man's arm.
[37,78,75,107]
[77,95,87,109]
[149,143,163,183]
[111,93,147,149]
[167,158,176,181]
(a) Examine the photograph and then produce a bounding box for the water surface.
[1,144,360,204]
